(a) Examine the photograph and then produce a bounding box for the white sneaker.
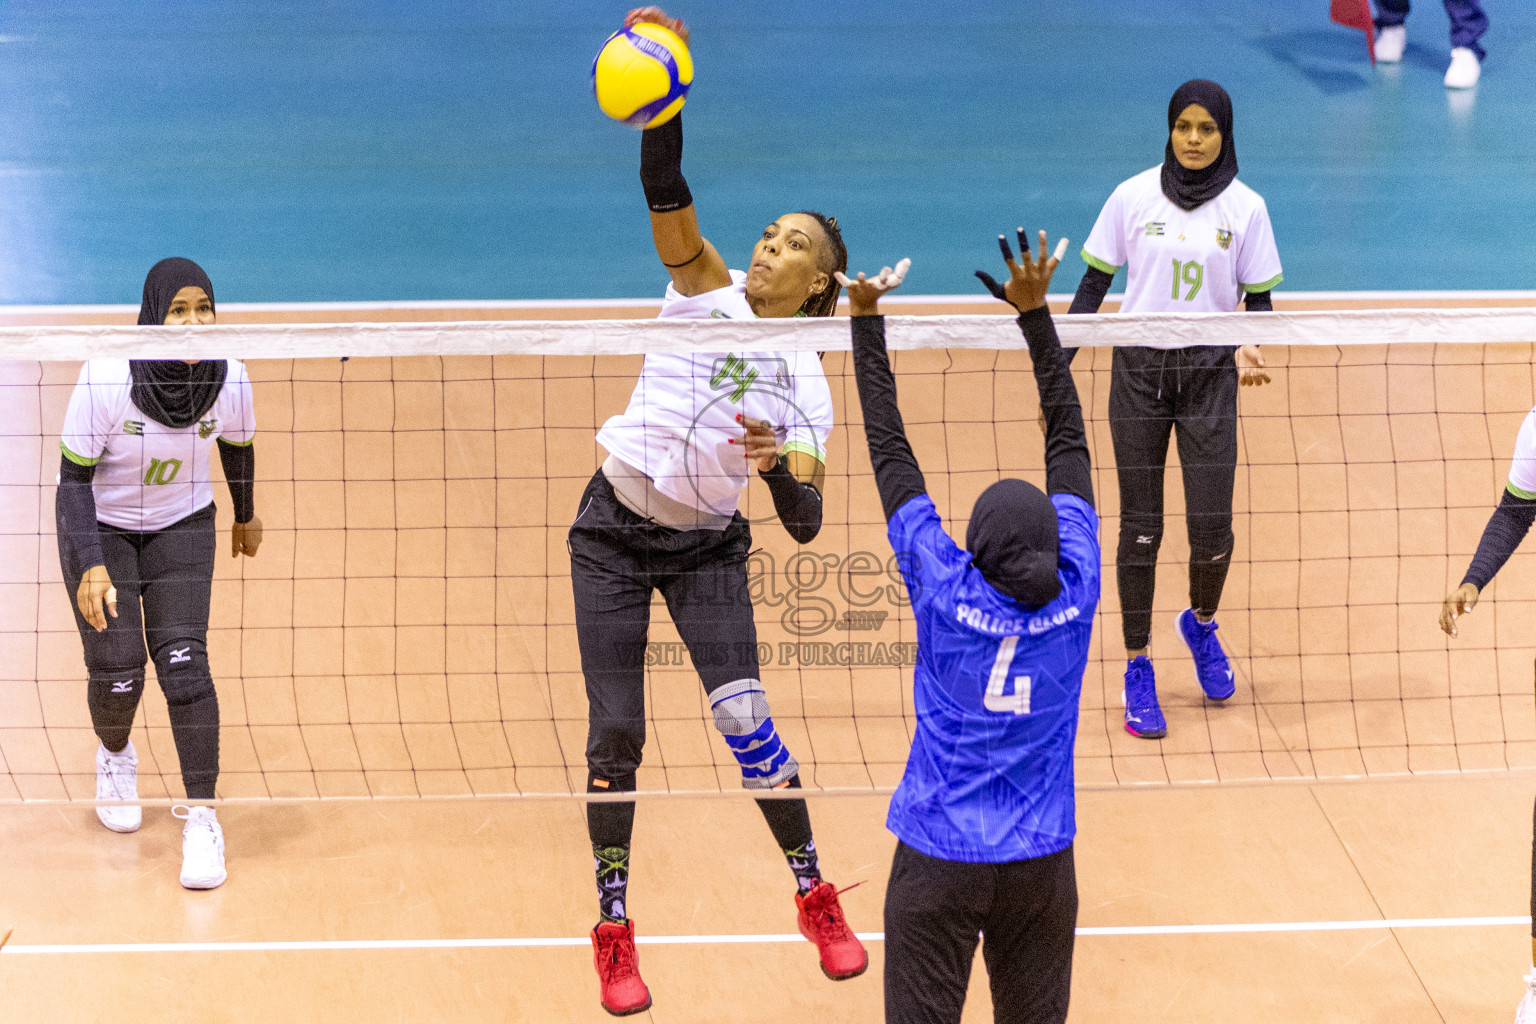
[1445,47,1481,89]
[1515,970,1536,1024]
[95,742,141,833]
[1375,24,1406,63]
[173,805,226,890]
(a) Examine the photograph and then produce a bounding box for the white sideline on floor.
[0,914,1526,954]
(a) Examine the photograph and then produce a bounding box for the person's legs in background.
[1373,0,1410,63]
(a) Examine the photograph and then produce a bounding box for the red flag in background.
[1331,0,1377,63]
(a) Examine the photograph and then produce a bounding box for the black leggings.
[884,841,1077,1024]
[568,469,811,852]
[57,501,220,800]
[1109,345,1238,652]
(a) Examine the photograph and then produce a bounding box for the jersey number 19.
[985,635,1032,716]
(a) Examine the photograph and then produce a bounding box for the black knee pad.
[1188,525,1235,566]
[1118,519,1164,567]
[585,722,645,783]
[152,639,214,707]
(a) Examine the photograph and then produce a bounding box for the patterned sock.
[594,844,631,922]
[783,838,822,895]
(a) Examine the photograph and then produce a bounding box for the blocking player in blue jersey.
[840,230,1097,1024]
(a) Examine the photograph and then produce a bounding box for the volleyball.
[590,23,693,129]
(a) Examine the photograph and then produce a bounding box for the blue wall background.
[0,1,1532,304]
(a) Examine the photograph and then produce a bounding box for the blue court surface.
[0,0,1531,305]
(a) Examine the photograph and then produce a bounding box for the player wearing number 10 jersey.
[844,230,1093,1024]
[1071,78,1282,740]
[56,258,259,892]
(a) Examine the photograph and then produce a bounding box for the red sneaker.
[795,881,868,980]
[591,919,652,1016]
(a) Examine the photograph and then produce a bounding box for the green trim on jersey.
[218,437,254,447]
[780,440,825,462]
[59,442,101,467]
[1507,481,1536,501]
[1081,250,1121,275]
[1241,273,1283,294]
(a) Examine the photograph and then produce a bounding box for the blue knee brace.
[710,679,798,789]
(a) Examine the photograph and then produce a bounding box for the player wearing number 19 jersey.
[850,235,1096,1024]
[1071,78,1282,740]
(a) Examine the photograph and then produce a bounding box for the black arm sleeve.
[639,113,693,213]
[218,439,255,524]
[1068,266,1114,315]
[1462,488,1536,590]
[759,458,823,544]
[1018,307,1094,507]
[850,315,927,520]
[1244,289,1273,312]
[57,454,104,576]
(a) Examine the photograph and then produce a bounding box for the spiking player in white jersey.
[56,257,260,891]
[1064,78,1282,741]
[570,7,864,1016]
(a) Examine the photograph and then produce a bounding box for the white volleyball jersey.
[59,359,256,532]
[596,270,834,517]
[1082,166,1283,337]
[1507,409,1536,499]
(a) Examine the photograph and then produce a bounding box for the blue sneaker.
[1122,656,1166,739]
[1177,609,1235,701]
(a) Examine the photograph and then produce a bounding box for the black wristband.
[639,114,693,213]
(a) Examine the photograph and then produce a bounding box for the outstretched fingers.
[996,234,1019,272]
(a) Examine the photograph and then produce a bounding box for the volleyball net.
[4,304,1536,803]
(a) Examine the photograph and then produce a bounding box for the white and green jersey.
[1507,409,1536,499]
[59,359,256,532]
[596,270,834,517]
[1082,166,1283,335]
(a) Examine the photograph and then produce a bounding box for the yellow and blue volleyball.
[591,23,693,129]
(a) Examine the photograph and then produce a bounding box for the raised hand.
[836,258,911,317]
[625,6,689,44]
[975,228,1067,313]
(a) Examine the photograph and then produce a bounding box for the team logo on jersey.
[1144,221,1165,236]
[123,419,145,435]
[197,418,218,439]
[1215,227,1233,250]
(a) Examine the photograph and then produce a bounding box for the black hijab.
[131,257,227,429]
[965,479,1062,610]
[1160,79,1237,212]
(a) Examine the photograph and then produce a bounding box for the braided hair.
[795,210,847,318]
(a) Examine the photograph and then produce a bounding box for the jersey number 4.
[985,636,1032,716]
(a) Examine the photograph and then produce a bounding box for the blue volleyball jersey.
[885,491,1100,863]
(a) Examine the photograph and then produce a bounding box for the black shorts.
[884,840,1077,1024]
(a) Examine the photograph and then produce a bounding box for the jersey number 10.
[985,636,1032,716]
[142,458,183,486]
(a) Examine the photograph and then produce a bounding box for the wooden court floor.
[0,775,1530,1023]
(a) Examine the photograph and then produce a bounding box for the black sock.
[755,775,821,894]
